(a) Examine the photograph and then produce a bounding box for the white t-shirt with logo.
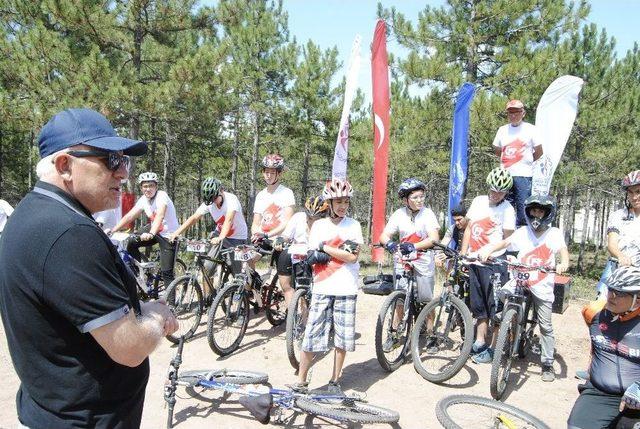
[492,122,541,177]
[383,207,440,276]
[607,208,640,265]
[195,192,247,240]
[506,226,566,302]
[0,199,14,233]
[283,211,310,245]
[133,190,179,237]
[466,195,516,257]
[308,217,363,296]
[253,184,295,235]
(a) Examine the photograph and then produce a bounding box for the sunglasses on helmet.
[66,150,131,172]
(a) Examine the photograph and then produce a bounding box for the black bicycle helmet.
[524,194,556,231]
[398,178,426,199]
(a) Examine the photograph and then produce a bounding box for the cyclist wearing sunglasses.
[568,266,640,429]
[110,171,180,288]
[0,108,177,428]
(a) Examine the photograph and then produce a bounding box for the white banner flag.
[532,75,584,195]
[331,35,361,179]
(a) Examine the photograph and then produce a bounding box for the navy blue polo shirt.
[0,181,149,428]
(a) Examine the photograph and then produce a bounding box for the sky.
[201,1,640,101]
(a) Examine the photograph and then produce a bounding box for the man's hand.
[619,254,633,267]
[621,381,640,411]
[340,240,360,255]
[399,242,416,256]
[384,241,398,254]
[435,252,447,267]
[306,250,331,265]
[141,300,178,336]
[140,232,154,242]
[210,236,223,246]
[478,247,492,262]
[251,232,268,244]
[168,234,178,243]
[555,262,569,275]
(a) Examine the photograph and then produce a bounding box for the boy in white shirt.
[169,177,248,283]
[110,171,180,286]
[273,196,329,308]
[0,199,14,236]
[492,99,543,227]
[292,178,363,393]
[479,194,569,381]
[461,167,516,363]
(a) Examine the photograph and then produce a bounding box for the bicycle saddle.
[239,393,272,424]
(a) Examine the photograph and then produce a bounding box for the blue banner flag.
[447,83,475,235]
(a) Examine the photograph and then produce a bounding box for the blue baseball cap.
[37,108,147,157]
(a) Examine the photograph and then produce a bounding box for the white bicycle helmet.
[138,171,158,184]
[323,178,354,200]
[607,266,640,294]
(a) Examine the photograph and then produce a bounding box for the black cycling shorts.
[468,260,508,320]
[276,250,292,276]
[568,381,640,429]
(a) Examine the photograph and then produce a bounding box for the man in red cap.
[492,99,543,226]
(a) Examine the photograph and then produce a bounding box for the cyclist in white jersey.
[110,171,180,286]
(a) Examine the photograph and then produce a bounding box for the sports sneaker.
[327,380,343,395]
[382,332,400,353]
[287,381,309,393]
[471,347,493,364]
[426,337,439,354]
[541,365,555,382]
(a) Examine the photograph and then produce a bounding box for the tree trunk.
[249,110,260,212]
[567,186,578,244]
[577,183,593,271]
[163,121,174,197]
[231,110,240,190]
[301,134,310,201]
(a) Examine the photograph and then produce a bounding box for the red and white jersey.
[492,122,541,177]
[196,192,247,240]
[383,207,439,275]
[308,217,363,296]
[467,195,516,257]
[253,184,295,235]
[133,190,179,237]
[607,208,640,266]
[282,211,310,245]
[0,199,14,233]
[507,226,566,302]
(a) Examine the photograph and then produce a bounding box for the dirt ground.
[0,289,590,429]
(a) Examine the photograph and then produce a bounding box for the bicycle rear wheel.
[436,394,550,429]
[490,308,518,400]
[285,287,310,370]
[374,290,411,372]
[179,369,268,386]
[164,275,203,344]
[265,274,286,326]
[411,293,473,383]
[295,396,399,424]
[206,280,250,356]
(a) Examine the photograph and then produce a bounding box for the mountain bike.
[490,261,555,400]
[110,231,186,301]
[164,339,400,428]
[206,239,286,356]
[410,242,474,383]
[436,394,550,428]
[284,243,314,370]
[162,238,235,343]
[373,243,430,372]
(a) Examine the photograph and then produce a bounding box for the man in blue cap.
[0,108,177,428]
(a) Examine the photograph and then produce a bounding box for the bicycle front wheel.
[411,293,473,383]
[374,290,411,372]
[179,369,268,387]
[285,287,310,370]
[265,274,286,326]
[174,258,187,278]
[206,280,250,356]
[490,308,518,400]
[164,275,203,344]
[436,394,550,429]
[296,396,399,424]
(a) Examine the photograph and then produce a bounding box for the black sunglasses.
[607,287,634,298]
[66,150,131,171]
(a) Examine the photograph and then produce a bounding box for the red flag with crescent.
[371,19,390,263]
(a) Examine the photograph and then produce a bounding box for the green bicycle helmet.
[486,167,513,192]
[201,177,223,205]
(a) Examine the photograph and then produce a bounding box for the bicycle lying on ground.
[206,238,286,356]
[373,243,430,372]
[411,242,474,383]
[436,394,550,428]
[164,338,400,428]
[490,260,555,400]
[163,238,235,343]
